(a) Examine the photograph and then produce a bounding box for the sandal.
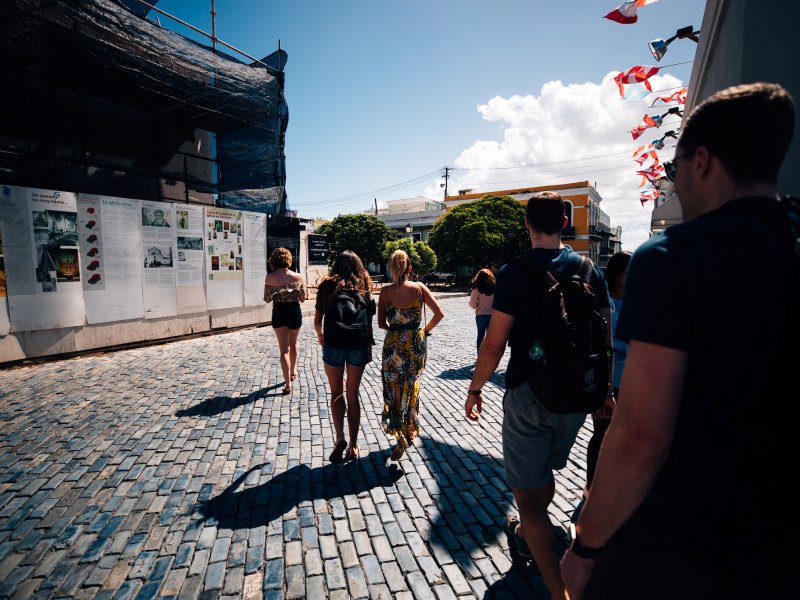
[345,444,360,462]
[282,385,291,395]
[329,439,347,464]
[390,445,405,462]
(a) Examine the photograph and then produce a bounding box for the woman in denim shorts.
[314,250,375,463]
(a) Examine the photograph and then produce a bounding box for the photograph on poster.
[176,210,189,229]
[178,251,186,262]
[33,210,79,283]
[41,272,57,292]
[142,207,170,227]
[143,246,173,268]
[235,256,242,270]
[223,222,229,232]
[223,231,228,240]
[211,256,219,271]
[207,245,214,254]
[214,220,222,232]
[220,255,229,268]
[177,236,203,250]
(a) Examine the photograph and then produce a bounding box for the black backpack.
[517,255,610,414]
[324,286,376,350]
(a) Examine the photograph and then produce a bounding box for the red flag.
[630,114,657,140]
[615,65,660,97]
[604,0,659,25]
[651,87,688,106]
[640,189,661,205]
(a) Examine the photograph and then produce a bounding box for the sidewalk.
[0,296,589,599]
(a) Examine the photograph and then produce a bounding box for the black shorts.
[271,302,302,330]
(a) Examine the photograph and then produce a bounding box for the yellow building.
[444,181,621,267]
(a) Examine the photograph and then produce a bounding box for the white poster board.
[174,203,208,315]
[141,200,178,319]
[204,207,244,310]
[0,186,85,331]
[77,194,145,324]
[243,212,267,307]
[0,215,9,336]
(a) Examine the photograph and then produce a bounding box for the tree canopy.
[316,214,399,267]
[381,237,437,277]
[427,195,528,271]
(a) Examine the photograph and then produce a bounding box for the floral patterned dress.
[381,297,427,450]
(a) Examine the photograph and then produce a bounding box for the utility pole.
[442,166,450,201]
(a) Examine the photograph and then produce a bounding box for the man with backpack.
[562,83,800,599]
[465,191,613,599]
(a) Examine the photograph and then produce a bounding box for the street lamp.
[405,223,413,238]
[648,25,700,61]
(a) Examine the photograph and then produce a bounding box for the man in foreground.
[561,82,799,599]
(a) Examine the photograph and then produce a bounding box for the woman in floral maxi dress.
[378,250,444,461]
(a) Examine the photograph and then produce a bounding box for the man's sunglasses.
[663,151,695,182]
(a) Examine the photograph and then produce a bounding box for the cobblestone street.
[0,295,591,599]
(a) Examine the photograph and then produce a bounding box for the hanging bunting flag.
[651,113,664,128]
[630,114,657,140]
[651,88,688,106]
[634,150,659,166]
[604,0,659,25]
[651,138,665,150]
[632,144,649,157]
[615,65,660,97]
[640,189,662,205]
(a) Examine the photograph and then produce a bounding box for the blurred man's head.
[672,82,795,219]
[678,82,794,185]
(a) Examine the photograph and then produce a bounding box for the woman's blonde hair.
[269,247,292,269]
[389,250,411,284]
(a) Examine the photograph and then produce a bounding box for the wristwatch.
[569,523,604,559]
[468,389,482,396]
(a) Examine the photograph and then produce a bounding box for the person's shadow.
[436,365,505,388]
[198,450,404,529]
[195,436,574,597]
[175,384,284,418]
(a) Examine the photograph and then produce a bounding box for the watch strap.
[468,389,482,396]
[569,524,603,559]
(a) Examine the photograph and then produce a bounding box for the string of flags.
[605,0,690,205]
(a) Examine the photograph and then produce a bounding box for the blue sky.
[157,0,707,250]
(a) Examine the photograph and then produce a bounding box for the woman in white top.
[468,268,495,353]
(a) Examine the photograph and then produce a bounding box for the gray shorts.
[502,381,586,490]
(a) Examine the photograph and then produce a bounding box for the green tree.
[316,214,399,266]
[381,238,437,276]
[427,195,528,271]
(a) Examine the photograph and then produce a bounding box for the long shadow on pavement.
[175,384,284,418]
[198,437,558,599]
[436,364,506,388]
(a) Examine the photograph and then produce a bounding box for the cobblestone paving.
[0,296,592,599]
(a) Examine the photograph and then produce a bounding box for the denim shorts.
[322,344,372,367]
[502,381,586,490]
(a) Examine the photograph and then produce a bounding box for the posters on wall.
[243,212,267,306]
[205,207,244,309]
[174,203,207,314]
[77,194,145,324]
[141,200,178,318]
[0,186,85,330]
[0,223,9,336]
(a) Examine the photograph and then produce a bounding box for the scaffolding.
[0,0,288,214]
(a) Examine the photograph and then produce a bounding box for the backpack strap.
[575,256,593,284]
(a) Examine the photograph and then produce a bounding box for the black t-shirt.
[606,197,797,594]
[493,245,611,388]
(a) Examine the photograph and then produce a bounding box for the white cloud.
[423,72,686,251]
